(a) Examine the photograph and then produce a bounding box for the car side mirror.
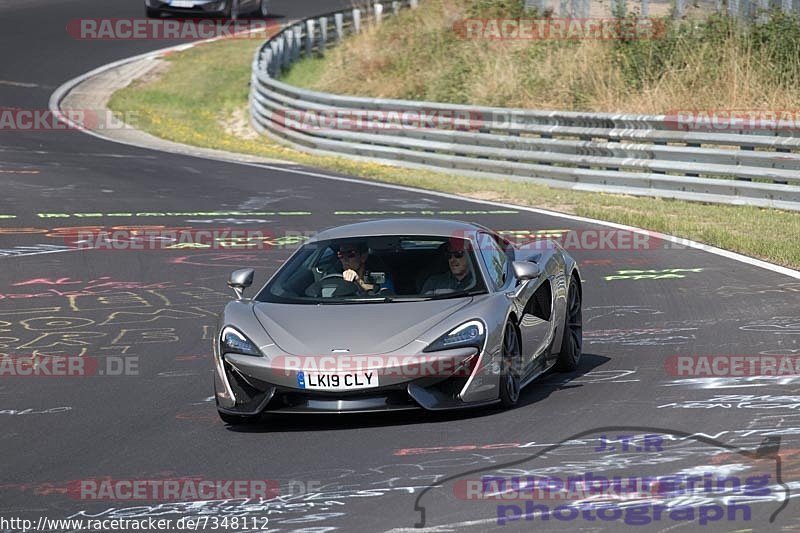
[227,268,254,299]
[512,261,541,282]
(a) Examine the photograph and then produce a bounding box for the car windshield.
[255,235,488,304]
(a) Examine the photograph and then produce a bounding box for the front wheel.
[555,276,582,371]
[498,322,521,408]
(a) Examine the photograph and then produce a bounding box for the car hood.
[253,298,473,356]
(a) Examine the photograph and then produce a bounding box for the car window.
[478,232,509,289]
[255,235,488,304]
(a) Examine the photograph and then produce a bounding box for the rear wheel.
[498,322,521,408]
[145,7,160,17]
[555,276,582,371]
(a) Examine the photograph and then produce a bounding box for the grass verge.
[108,37,800,268]
[300,0,800,113]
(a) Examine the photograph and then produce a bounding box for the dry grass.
[303,0,800,113]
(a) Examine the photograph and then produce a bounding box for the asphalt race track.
[1,1,799,532]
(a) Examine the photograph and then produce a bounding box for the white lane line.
[0,80,39,88]
[48,30,800,281]
[384,515,498,532]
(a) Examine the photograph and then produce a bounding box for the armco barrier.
[249,2,800,211]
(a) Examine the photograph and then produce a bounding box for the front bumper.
[146,0,229,15]
[214,348,499,415]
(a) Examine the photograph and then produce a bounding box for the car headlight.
[220,326,262,357]
[423,320,486,352]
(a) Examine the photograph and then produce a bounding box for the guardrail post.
[305,19,315,56]
[353,8,362,33]
[641,0,650,17]
[410,0,418,7]
[756,0,768,22]
[282,29,291,67]
[266,49,272,73]
[319,17,328,53]
[335,13,344,40]
[674,0,685,18]
[292,25,302,61]
[374,3,384,23]
[281,30,290,70]
[268,41,278,76]
[392,1,400,14]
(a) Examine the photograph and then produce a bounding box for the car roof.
[309,218,492,242]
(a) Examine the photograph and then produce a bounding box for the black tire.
[498,322,522,408]
[145,7,161,18]
[224,0,240,20]
[555,276,582,371]
[218,410,259,425]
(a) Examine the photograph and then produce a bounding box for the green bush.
[467,0,527,18]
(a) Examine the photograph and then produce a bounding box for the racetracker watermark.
[664,110,800,132]
[272,355,480,378]
[67,19,278,40]
[63,229,310,251]
[503,229,657,251]
[273,108,485,131]
[446,229,672,252]
[454,472,771,501]
[0,355,138,377]
[67,479,280,501]
[0,108,139,131]
[665,355,800,377]
[453,18,667,40]
[493,501,752,526]
[412,426,789,528]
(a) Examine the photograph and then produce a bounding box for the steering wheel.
[306,272,359,297]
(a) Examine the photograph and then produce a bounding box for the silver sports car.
[213,219,582,424]
[145,0,269,19]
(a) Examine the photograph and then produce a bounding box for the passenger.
[421,239,475,294]
[337,241,394,294]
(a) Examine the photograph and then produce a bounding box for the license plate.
[297,371,379,391]
[170,0,195,7]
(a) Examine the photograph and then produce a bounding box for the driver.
[337,241,394,294]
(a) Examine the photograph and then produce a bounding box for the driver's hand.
[342,269,359,283]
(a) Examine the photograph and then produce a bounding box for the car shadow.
[225,352,610,433]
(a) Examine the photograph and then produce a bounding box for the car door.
[477,233,550,379]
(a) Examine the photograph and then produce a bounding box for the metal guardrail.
[249,2,800,211]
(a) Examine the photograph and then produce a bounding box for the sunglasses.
[447,251,466,259]
[337,249,361,259]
